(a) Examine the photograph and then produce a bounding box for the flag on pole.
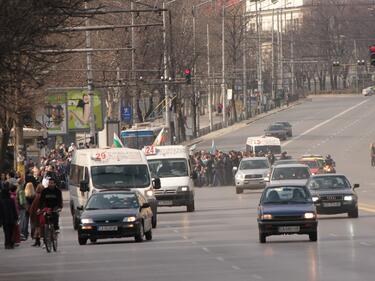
[209,139,217,154]
[113,132,124,148]
[153,127,168,146]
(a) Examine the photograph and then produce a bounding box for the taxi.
[299,155,325,175]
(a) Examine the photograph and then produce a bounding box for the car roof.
[301,154,324,159]
[309,174,346,178]
[265,183,308,188]
[241,157,268,161]
[273,163,309,168]
[96,189,138,194]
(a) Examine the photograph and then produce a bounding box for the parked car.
[362,86,375,96]
[264,124,288,140]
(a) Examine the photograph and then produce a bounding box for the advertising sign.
[67,90,103,131]
[121,106,132,122]
[42,93,68,135]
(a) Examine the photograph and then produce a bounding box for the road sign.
[121,106,132,122]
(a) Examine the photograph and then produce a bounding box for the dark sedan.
[257,184,318,243]
[306,174,359,218]
[274,121,293,137]
[264,124,288,140]
[77,190,153,245]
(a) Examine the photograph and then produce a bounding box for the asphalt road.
[1,95,375,281]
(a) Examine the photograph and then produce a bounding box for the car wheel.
[259,232,266,243]
[236,187,243,194]
[187,201,195,212]
[78,237,87,245]
[309,231,318,242]
[135,223,144,242]
[348,208,359,218]
[90,238,97,244]
[145,228,152,241]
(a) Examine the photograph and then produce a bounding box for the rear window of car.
[268,125,283,130]
[262,186,311,203]
[299,160,318,168]
[240,159,269,170]
[308,176,350,190]
[272,167,310,180]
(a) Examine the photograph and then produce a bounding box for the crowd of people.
[0,143,73,249]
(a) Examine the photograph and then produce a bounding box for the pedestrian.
[29,184,44,247]
[17,182,29,241]
[9,183,21,246]
[25,182,36,238]
[371,143,375,167]
[0,187,18,249]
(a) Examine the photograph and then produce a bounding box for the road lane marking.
[202,247,210,253]
[216,256,225,262]
[360,242,372,246]
[283,99,369,147]
[251,274,263,279]
[232,265,241,270]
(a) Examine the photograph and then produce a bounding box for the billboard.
[42,93,68,135]
[67,89,104,131]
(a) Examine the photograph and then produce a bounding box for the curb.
[181,99,305,147]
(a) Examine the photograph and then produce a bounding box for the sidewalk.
[182,98,306,147]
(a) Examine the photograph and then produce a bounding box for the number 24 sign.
[144,146,156,155]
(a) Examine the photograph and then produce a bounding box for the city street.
[1,95,375,281]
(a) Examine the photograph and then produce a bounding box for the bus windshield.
[91,165,150,189]
[148,159,188,178]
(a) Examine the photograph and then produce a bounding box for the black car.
[264,124,288,140]
[306,174,359,218]
[274,121,293,137]
[77,190,153,245]
[257,184,318,243]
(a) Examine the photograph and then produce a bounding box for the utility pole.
[354,39,359,94]
[85,1,96,146]
[207,23,213,131]
[271,9,275,103]
[256,0,263,110]
[162,0,171,141]
[291,12,295,99]
[242,18,248,119]
[221,5,227,127]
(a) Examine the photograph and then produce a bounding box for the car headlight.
[146,190,154,197]
[260,214,273,220]
[179,186,189,192]
[123,216,137,222]
[304,212,316,219]
[236,173,244,180]
[81,218,93,224]
[312,196,319,202]
[344,195,353,201]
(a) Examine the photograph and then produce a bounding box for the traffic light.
[184,68,191,84]
[369,45,375,66]
[332,61,340,67]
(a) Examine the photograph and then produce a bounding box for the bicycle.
[41,208,61,253]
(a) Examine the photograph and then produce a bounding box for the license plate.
[98,225,118,231]
[278,226,300,233]
[158,200,173,206]
[323,202,341,207]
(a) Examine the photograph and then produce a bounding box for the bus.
[120,123,164,150]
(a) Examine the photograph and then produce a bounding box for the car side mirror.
[353,183,360,189]
[79,180,89,193]
[141,203,150,209]
[76,206,84,211]
[152,178,161,189]
[232,167,238,172]
[263,176,270,182]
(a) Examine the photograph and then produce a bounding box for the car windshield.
[91,165,150,188]
[148,158,188,178]
[262,186,311,204]
[268,125,283,130]
[274,160,298,166]
[300,160,318,168]
[276,122,290,127]
[240,159,269,170]
[308,176,350,190]
[86,193,139,210]
[272,167,310,180]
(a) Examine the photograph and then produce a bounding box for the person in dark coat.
[0,188,18,249]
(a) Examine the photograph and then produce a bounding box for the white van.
[143,145,195,212]
[246,136,281,156]
[69,148,161,230]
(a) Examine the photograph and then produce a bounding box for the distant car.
[273,159,299,167]
[274,122,293,137]
[264,124,288,140]
[267,164,311,186]
[257,184,318,243]
[306,174,359,218]
[362,86,375,96]
[77,190,153,245]
[234,157,270,194]
[298,158,324,175]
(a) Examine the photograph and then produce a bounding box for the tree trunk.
[0,125,11,172]
[136,89,143,123]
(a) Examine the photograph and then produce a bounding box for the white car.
[362,87,375,96]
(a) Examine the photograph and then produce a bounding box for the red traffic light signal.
[184,69,191,75]
[369,45,375,66]
[184,68,191,84]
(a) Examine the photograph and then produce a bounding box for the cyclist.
[39,177,63,232]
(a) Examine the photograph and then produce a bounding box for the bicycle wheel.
[44,225,52,253]
[52,228,58,252]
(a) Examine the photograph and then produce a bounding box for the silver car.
[234,157,270,194]
[267,164,311,186]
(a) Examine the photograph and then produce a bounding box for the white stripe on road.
[283,99,369,147]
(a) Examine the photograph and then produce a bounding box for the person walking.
[17,182,29,241]
[25,182,36,239]
[29,184,44,247]
[0,188,18,249]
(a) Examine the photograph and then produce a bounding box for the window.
[240,159,269,170]
[262,186,311,203]
[148,159,188,178]
[86,193,139,210]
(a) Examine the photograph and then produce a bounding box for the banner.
[67,90,103,131]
